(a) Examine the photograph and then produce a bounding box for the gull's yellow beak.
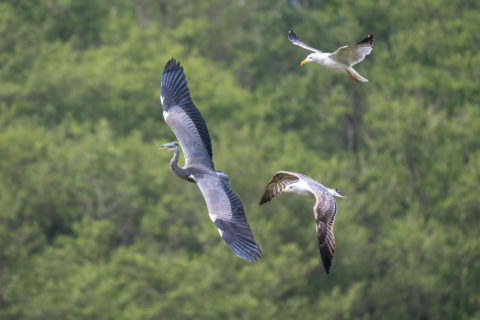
[282,189,288,194]
[300,60,309,66]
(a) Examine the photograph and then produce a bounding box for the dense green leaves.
[1,0,479,319]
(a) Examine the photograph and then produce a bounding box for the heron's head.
[158,141,179,152]
[301,53,316,66]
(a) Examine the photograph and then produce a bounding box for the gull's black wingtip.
[288,28,297,39]
[163,58,182,73]
[357,34,374,46]
[367,34,374,45]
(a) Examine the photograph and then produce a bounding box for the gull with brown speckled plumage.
[259,171,346,274]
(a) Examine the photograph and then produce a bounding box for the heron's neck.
[170,149,192,182]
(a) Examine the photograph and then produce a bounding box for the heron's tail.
[346,67,368,82]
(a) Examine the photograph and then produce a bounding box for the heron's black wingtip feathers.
[214,219,262,262]
[163,58,182,73]
[161,58,189,110]
[248,248,262,262]
[161,58,186,88]
[160,58,214,160]
[232,240,262,262]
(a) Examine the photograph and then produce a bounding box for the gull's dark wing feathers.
[259,171,303,205]
[314,195,337,274]
[161,58,214,168]
[196,172,261,261]
[330,34,374,66]
[288,29,323,54]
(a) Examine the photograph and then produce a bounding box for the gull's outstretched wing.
[259,171,304,205]
[330,34,374,66]
[288,29,323,54]
[161,58,214,168]
[314,195,337,274]
[195,172,261,261]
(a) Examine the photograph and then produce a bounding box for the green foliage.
[1,0,479,319]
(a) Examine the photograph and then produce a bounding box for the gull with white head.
[288,29,374,82]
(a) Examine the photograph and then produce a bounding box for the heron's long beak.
[158,144,169,150]
[300,60,309,66]
[282,189,288,194]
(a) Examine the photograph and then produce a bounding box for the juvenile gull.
[260,171,346,273]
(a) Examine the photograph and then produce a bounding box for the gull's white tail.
[346,67,368,82]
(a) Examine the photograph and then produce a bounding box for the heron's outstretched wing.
[288,29,323,54]
[314,195,337,274]
[195,172,261,261]
[259,171,304,205]
[330,34,374,66]
[161,59,214,168]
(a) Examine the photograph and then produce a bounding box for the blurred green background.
[1,0,479,319]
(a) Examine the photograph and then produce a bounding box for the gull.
[159,58,261,261]
[288,29,374,82]
[259,171,346,273]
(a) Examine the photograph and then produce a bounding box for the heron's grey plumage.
[161,59,214,168]
[160,58,261,261]
[259,171,346,273]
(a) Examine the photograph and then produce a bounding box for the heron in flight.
[159,58,261,261]
[259,171,346,273]
[288,29,374,82]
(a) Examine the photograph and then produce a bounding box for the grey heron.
[288,29,374,82]
[259,171,346,273]
[159,58,261,261]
